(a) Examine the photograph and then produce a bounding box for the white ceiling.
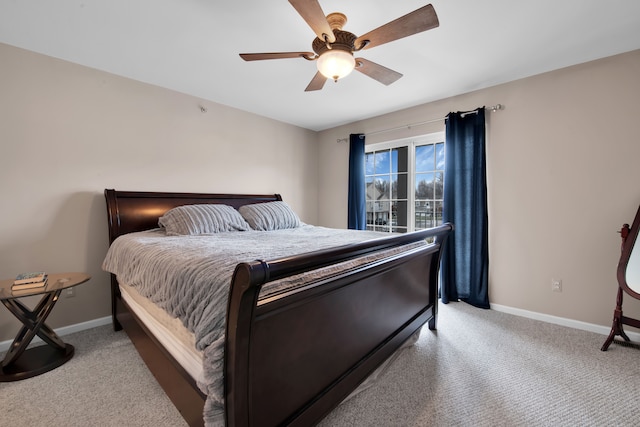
[2,0,640,131]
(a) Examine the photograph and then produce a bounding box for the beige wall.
[0,43,319,342]
[3,40,639,344]
[318,49,640,330]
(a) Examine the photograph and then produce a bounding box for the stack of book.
[12,271,48,291]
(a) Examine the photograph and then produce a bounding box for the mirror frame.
[617,205,640,300]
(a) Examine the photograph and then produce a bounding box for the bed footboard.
[225,224,452,427]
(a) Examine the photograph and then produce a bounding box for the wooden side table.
[0,272,90,382]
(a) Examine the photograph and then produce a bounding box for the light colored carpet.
[2,302,639,426]
[0,325,187,426]
[321,302,640,426]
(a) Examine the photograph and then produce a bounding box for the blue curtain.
[441,108,490,308]
[348,133,366,230]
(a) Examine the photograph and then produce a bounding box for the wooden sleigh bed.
[103,189,452,427]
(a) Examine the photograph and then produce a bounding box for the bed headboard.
[104,189,282,244]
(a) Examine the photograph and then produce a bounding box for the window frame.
[365,131,445,233]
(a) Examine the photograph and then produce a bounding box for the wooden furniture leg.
[1,291,74,381]
[601,287,631,351]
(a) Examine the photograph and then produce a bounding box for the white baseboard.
[0,316,112,353]
[491,303,640,342]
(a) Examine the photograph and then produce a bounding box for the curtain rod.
[336,104,503,143]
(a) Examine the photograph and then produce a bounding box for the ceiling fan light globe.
[317,50,355,81]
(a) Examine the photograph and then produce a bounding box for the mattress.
[119,282,205,387]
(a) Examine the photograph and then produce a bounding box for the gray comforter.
[102,225,422,425]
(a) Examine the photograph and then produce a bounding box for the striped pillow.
[159,204,250,235]
[239,201,302,231]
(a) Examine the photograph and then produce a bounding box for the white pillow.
[239,201,302,231]
[159,204,250,235]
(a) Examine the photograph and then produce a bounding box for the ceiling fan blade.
[288,0,336,43]
[240,52,315,61]
[354,4,439,50]
[304,71,327,91]
[354,58,403,86]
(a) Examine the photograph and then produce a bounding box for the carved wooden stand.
[602,222,640,351]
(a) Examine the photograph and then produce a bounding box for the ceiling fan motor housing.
[312,29,357,56]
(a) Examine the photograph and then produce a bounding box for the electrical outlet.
[66,287,75,298]
[551,278,562,293]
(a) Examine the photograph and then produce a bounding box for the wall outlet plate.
[551,278,562,292]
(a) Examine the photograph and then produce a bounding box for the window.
[365,133,444,233]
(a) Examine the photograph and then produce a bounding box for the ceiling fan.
[239,0,439,91]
